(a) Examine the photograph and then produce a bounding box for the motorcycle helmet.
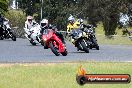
[27,16,33,22]
[77,18,84,24]
[68,15,75,23]
[40,19,48,27]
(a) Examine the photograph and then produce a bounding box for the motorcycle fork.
[79,42,83,49]
[79,39,87,49]
[83,39,88,47]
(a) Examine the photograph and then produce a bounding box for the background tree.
[75,0,131,36]
[0,0,8,12]
[17,0,40,16]
[15,0,132,36]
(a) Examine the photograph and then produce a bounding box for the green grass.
[96,35,132,45]
[0,62,131,88]
[95,23,132,45]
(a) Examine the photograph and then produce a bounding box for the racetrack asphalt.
[0,38,132,63]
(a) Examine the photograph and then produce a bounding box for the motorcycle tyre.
[80,40,89,53]
[49,42,60,56]
[61,49,68,56]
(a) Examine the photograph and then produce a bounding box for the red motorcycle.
[41,29,68,56]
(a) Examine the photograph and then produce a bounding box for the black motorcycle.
[84,25,99,50]
[70,28,90,53]
[0,22,16,41]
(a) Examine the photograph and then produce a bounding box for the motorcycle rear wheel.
[30,40,36,46]
[9,32,16,41]
[49,42,60,56]
[61,49,68,56]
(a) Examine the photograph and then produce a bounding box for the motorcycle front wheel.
[95,45,99,50]
[49,42,60,56]
[92,38,99,50]
[11,34,16,41]
[80,40,89,53]
[9,32,16,41]
[0,35,4,40]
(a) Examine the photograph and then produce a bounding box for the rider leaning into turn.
[40,19,65,44]
[67,15,94,42]
[77,18,93,30]
[25,16,37,38]
[0,13,8,26]
[0,12,9,38]
[67,15,80,33]
[67,16,93,34]
[67,15,82,43]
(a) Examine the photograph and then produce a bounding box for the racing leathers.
[24,20,37,38]
[0,16,9,38]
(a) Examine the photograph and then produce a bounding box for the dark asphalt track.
[0,38,132,63]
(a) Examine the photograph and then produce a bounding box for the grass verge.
[95,23,132,45]
[96,35,132,45]
[0,62,131,88]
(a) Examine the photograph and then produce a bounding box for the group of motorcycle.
[0,20,99,56]
[24,23,68,56]
[0,21,16,41]
[68,25,99,53]
[24,22,99,56]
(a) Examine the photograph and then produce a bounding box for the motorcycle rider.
[77,18,99,50]
[77,18,94,31]
[67,15,80,33]
[77,18,84,28]
[40,19,50,34]
[67,15,80,43]
[24,16,37,38]
[0,13,9,39]
[40,19,65,48]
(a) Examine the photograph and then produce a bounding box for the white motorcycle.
[24,23,41,45]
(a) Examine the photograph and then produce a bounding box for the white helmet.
[27,16,33,22]
[78,18,83,23]
[41,19,48,24]
[27,16,33,19]
[68,15,75,22]
[40,19,48,27]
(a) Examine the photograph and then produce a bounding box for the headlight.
[44,38,47,41]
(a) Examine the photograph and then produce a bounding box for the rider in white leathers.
[24,16,41,44]
[24,16,37,38]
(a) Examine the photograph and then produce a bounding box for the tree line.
[0,0,132,36]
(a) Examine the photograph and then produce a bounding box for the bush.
[5,9,26,38]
